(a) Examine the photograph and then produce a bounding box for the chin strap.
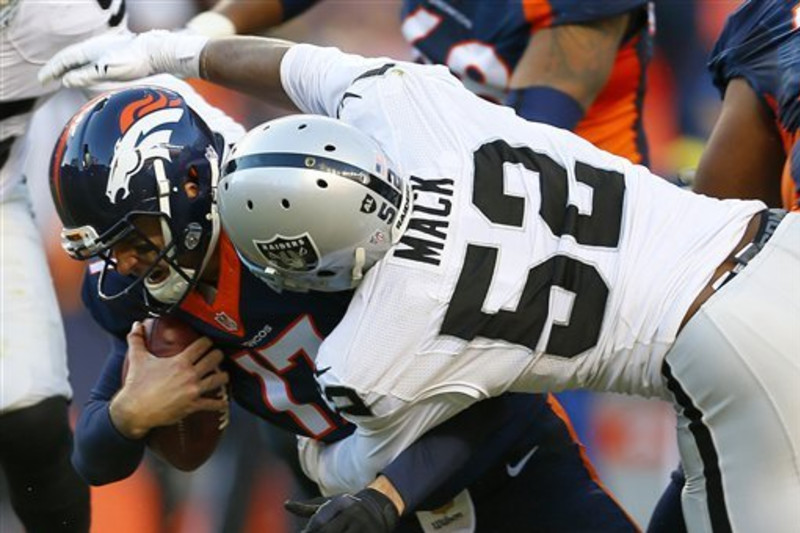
[351,247,367,284]
[348,176,412,289]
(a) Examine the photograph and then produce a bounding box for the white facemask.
[144,264,195,304]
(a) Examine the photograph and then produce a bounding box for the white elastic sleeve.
[299,392,476,495]
[279,44,397,118]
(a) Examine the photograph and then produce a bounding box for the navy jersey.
[83,234,354,443]
[709,0,800,210]
[400,0,652,163]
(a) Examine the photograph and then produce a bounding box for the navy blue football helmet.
[50,86,223,314]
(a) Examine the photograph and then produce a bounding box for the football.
[130,316,228,471]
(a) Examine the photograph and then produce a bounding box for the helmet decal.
[118,91,182,133]
[255,233,320,272]
[107,93,184,204]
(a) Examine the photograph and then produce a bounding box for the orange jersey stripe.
[522,0,554,30]
[179,233,245,336]
[575,34,645,164]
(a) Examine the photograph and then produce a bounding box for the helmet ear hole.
[316,179,328,189]
[246,200,254,210]
[184,167,201,199]
[281,199,291,209]
[324,144,336,152]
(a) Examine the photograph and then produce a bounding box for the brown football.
[132,316,227,471]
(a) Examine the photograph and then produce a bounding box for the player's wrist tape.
[186,11,236,38]
[506,86,585,131]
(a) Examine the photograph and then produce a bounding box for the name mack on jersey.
[392,175,454,266]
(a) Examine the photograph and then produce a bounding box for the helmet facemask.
[88,211,195,313]
[92,147,222,314]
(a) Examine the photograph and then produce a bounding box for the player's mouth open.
[147,266,170,284]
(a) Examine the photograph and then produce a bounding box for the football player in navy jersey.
[694,0,800,212]
[49,85,637,532]
[188,0,652,164]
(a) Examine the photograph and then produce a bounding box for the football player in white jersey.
[41,32,800,533]
[0,1,128,530]
[1,3,245,530]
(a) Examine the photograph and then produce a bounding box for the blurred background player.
[693,0,800,212]
[0,1,133,530]
[188,0,653,164]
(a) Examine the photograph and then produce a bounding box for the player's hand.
[285,488,400,533]
[110,321,229,439]
[38,30,209,87]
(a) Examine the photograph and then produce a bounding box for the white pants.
[0,183,71,412]
[664,212,800,533]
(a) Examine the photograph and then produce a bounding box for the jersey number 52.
[441,140,625,358]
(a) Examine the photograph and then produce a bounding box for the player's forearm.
[200,36,298,110]
[380,393,548,512]
[694,78,785,205]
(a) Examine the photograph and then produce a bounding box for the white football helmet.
[218,115,412,292]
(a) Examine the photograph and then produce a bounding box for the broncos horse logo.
[106,91,183,204]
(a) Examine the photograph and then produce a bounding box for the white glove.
[38,30,209,88]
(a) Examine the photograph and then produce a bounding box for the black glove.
[285,488,400,533]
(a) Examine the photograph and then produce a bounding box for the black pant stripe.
[0,136,16,170]
[0,97,36,121]
[663,360,732,533]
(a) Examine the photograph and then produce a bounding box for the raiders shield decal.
[255,233,320,272]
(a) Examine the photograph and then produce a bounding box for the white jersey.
[0,0,126,197]
[280,45,764,493]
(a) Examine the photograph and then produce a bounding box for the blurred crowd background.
[0,1,742,531]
